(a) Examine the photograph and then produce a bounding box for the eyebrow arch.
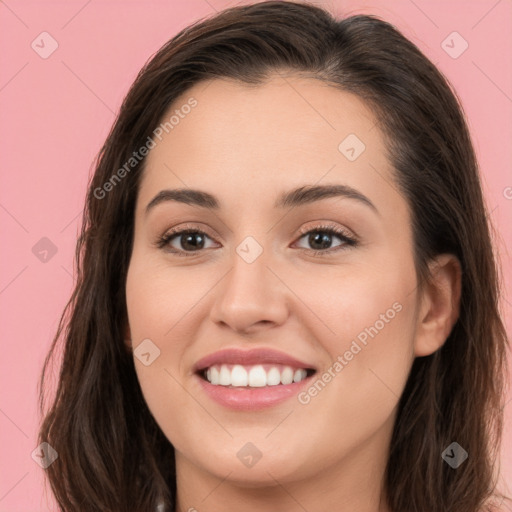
[145,184,379,216]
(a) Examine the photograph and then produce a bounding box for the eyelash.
[155,223,358,258]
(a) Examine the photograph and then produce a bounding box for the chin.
[198,451,307,487]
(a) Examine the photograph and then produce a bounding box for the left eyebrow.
[145,183,379,216]
[275,184,379,215]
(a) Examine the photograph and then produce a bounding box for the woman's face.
[125,74,432,489]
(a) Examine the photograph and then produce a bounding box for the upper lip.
[193,348,317,373]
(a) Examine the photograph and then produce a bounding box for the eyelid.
[163,222,218,240]
[296,221,356,240]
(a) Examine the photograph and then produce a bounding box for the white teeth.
[203,364,311,387]
[267,367,281,386]
[293,369,306,383]
[248,365,267,387]
[209,366,219,385]
[231,365,248,386]
[219,365,231,385]
[281,367,294,385]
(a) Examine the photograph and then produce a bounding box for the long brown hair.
[38,2,510,510]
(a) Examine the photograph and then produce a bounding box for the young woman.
[38,1,510,511]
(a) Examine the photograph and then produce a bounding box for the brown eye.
[157,229,216,256]
[156,224,358,257]
[295,225,358,255]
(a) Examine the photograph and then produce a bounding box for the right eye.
[156,228,218,256]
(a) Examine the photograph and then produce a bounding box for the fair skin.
[125,73,461,512]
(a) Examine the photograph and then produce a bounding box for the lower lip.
[195,373,314,411]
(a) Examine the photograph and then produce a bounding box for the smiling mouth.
[197,364,317,388]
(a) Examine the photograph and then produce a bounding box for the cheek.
[125,257,206,434]
[292,262,417,355]
[292,258,418,420]
[125,255,204,344]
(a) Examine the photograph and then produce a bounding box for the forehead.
[137,74,398,215]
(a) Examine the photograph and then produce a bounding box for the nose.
[209,245,289,335]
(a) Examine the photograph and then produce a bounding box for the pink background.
[1,0,511,509]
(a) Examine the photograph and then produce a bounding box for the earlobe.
[414,253,462,357]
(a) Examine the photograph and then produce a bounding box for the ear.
[414,253,462,357]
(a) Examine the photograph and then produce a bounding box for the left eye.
[294,227,357,253]
[156,225,357,257]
